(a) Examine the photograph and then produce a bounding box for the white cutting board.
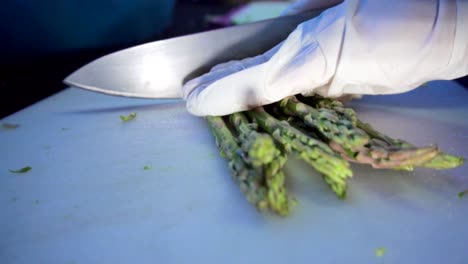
[1,81,467,264]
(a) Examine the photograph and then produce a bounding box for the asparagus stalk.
[356,119,464,169]
[300,95,358,125]
[229,112,292,215]
[247,107,352,199]
[206,116,269,211]
[420,153,465,169]
[356,119,411,148]
[282,96,435,169]
[328,141,438,169]
[229,113,278,167]
[279,96,370,152]
[308,95,464,170]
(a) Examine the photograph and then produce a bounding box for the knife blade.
[64,10,323,99]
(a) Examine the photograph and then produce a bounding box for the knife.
[64,10,323,99]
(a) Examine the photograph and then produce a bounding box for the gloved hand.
[183,0,468,116]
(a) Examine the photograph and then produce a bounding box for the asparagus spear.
[206,116,269,211]
[279,96,369,152]
[356,119,411,148]
[328,141,438,169]
[308,95,464,170]
[229,112,292,215]
[229,113,278,167]
[247,107,352,199]
[281,96,434,169]
[299,95,358,125]
[356,119,464,169]
[420,153,465,169]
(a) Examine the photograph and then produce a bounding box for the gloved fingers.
[181,42,283,104]
[264,7,346,100]
[183,5,347,116]
[182,42,283,115]
[184,35,330,117]
[184,65,268,116]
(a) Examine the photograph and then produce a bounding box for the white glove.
[183,0,468,116]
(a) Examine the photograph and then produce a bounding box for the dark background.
[1,0,466,119]
[0,0,234,118]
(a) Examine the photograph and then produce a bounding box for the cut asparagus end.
[422,153,465,169]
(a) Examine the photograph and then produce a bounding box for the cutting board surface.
[1,81,467,264]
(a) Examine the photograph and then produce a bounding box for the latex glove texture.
[183,0,468,116]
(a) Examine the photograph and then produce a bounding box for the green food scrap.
[375,247,386,257]
[120,112,137,122]
[2,123,19,130]
[458,190,468,198]
[9,166,32,174]
[143,165,152,170]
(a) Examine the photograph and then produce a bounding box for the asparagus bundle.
[206,95,464,216]
[229,112,292,215]
[247,107,352,199]
[206,116,269,211]
[207,114,294,215]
